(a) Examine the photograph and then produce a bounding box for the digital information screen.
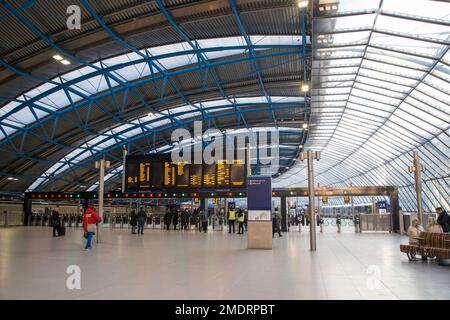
[125,154,246,192]
[190,164,202,188]
[203,164,216,188]
[139,161,151,189]
[176,163,190,187]
[217,160,230,187]
[230,160,245,187]
[164,162,176,187]
[151,162,163,189]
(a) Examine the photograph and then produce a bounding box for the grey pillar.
[281,196,288,232]
[412,151,424,225]
[307,151,317,251]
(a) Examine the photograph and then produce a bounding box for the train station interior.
[0,0,449,301]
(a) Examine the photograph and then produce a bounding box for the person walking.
[51,208,61,237]
[181,208,190,230]
[82,205,102,250]
[201,208,209,233]
[137,207,146,235]
[436,207,450,233]
[228,207,236,234]
[129,210,137,234]
[172,209,179,230]
[273,208,282,237]
[237,209,245,234]
[164,210,172,230]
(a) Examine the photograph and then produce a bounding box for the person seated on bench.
[427,217,443,233]
[408,219,424,245]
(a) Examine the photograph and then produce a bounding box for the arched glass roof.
[274,0,450,212]
[27,97,306,192]
[0,35,305,140]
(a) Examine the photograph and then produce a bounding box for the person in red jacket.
[82,205,102,250]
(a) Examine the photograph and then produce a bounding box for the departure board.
[125,153,247,191]
[151,162,163,189]
[190,164,202,188]
[230,160,245,187]
[164,162,176,187]
[203,164,216,188]
[139,161,151,189]
[176,162,190,187]
[127,162,139,190]
[217,160,230,187]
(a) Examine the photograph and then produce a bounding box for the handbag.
[83,231,88,239]
[87,223,97,233]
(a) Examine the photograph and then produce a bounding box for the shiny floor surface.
[0,226,448,300]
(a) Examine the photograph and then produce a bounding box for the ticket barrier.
[42,213,50,226]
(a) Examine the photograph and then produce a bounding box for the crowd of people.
[49,203,450,252]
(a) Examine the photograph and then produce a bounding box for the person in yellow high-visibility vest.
[237,209,245,234]
[228,208,236,234]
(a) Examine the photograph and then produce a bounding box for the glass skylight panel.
[410,90,449,113]
[370,33,445,57]
[432,63,450,82]
[353,82,406,99]
[316,14,376,33]
[390,113,432,137]
[316,46,365,59]
[312,66,359,76]
[349,95,395,111]
[351,88,400,106]
[416,82,450,104]
[359,68,418,87]
[316,31,371,46]
[375,15,450,42]
[361,59,425,79]
[404,98,450,124]
[356,75,410,93]
[381,0,450,23]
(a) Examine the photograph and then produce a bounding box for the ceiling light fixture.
[301,83,310,92]
[53,55,63,61]
[60,60,71,65]
[302,123,309,129]
[298,1,308,8]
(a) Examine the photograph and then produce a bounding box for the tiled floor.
[0,226,448,300]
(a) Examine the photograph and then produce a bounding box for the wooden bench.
[400,232,450,266]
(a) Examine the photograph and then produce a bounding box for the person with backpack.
[51,208,61,237]
[82,205,102,250]
[137,207,147,235]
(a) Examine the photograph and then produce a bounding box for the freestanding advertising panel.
[247,175,272,249]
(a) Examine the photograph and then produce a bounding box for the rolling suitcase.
[59,225,66,236]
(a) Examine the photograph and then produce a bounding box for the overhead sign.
[343,195,350,204]
[322,196,328,204]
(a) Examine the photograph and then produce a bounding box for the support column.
[121,146,127,193]
[23,197,32,226]
[390,188,400,233]
[307,151,317,251]
[410,151,424,225]
[281,196,288,232]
